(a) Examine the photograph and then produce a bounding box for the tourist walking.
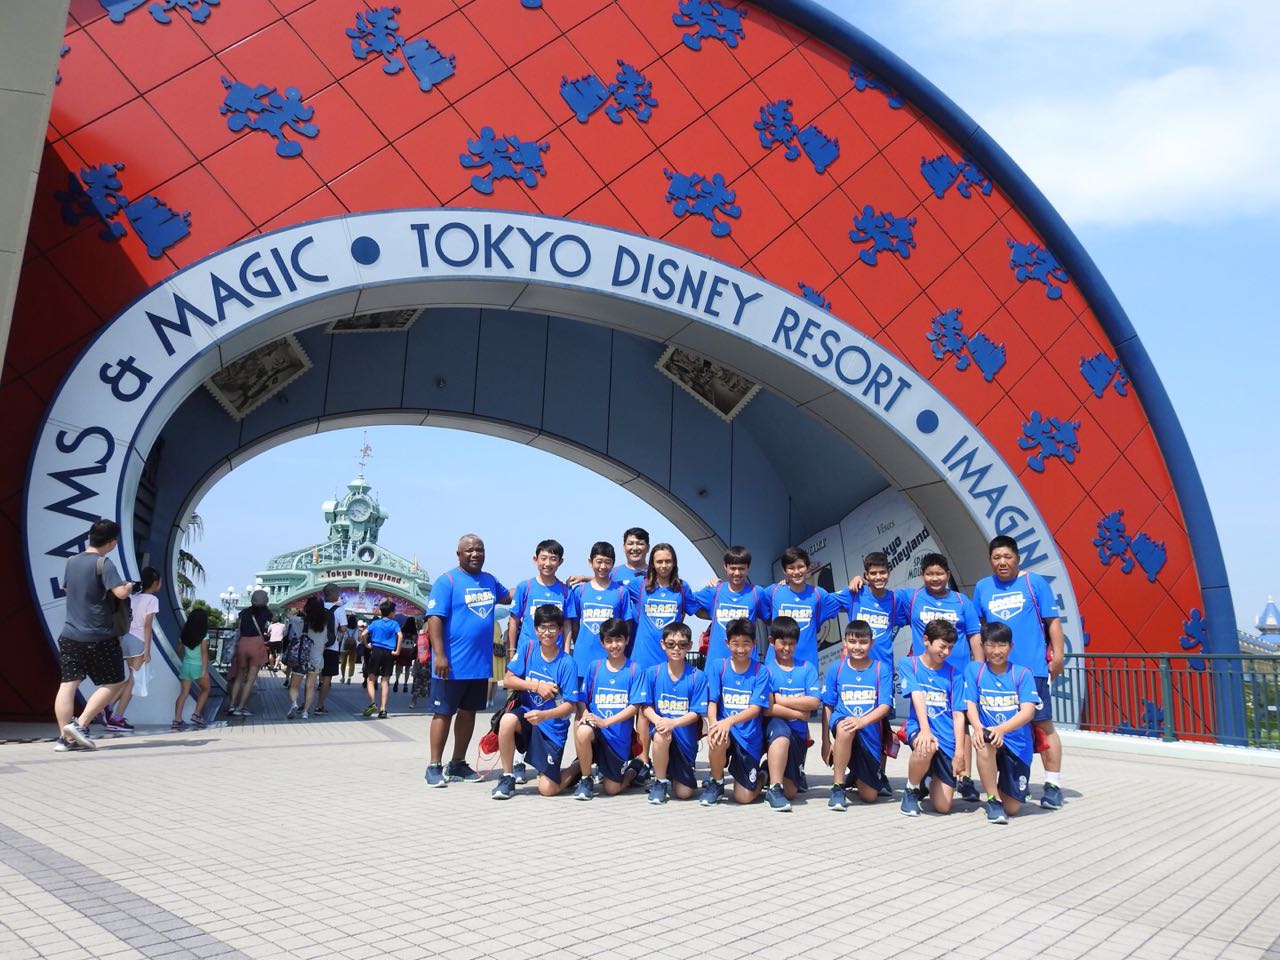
[286,597,328,719]
[409,618,431,708]
[106,565,162,732]
[393,616,417,692]
[314,584,344,713]
[173,607,210,728]
[227,590,272,717]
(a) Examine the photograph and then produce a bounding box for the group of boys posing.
[423,528,1066,824]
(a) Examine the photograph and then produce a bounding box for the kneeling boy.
[965,621,1041,824]
[763,616,820,811]
[821,620,892,809]
[492,605,580,800]
[642,623,708,803]
[573,618,646,800]
[898,619,966,816]
[703,618,772,807]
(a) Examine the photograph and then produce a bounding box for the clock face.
[347,498,371,522]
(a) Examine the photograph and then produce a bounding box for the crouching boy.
[703,618,772,807]
[763,616,821,811]
[821,620,892,809]
[898,619,966,817]
[573,618,646,800]
[642,623,708,803]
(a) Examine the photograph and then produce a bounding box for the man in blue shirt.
[615,527,650,587]
[425,534,512,787]
[692,545,771,666]
[898,619,966,817]
[971,535,1065,810]
[360,600,402,719]
[703,619,772,807]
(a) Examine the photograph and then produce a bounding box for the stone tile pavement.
[2,673,1280,960]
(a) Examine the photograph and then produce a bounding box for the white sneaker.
[238,708,253,717]
[300,711,309,720]
[286,704,297,720]
[61,721,96,750]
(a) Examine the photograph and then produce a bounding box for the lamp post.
[219,586,240,619]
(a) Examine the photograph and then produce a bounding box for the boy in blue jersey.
[766,546,844,669]
[564,541,630,683]
[762,616,820,811]
[703,619,772,807]
[491,605,580,800]
[972,535,1066,809]
[426,535,512,787]
[506,539,574,660]
[898,619,967,817]
[821,620,893,809]
[965,622,1041,824]
[642,622,708,803]
[692,546,771,666]
[572,618,647,800]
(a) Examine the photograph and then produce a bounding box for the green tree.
[181,596,225,628]
[176,512,206,601]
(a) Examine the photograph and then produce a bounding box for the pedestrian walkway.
[2,672,1279,960]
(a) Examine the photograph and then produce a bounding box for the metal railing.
[1053,653,1280,748]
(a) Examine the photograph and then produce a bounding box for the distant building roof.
[1259,597,1280,635]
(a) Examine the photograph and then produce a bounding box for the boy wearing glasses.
[642,622,708,804]
[491,605,580,800]
[703,618,772,807]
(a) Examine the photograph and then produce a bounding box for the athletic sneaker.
[170,720,186,731]
[624,758,650,786]
[445,760,483,783]
[900,787,922,817]
[53,738,82,753]
[698,779,724,807]
[313,705,327,715]
[877,774,894,799]
[828,785,848,811]
[765,783,791,812]
[647,779,670,805]
[377,709,387,719]
[1041,783,1064,810]
[104,717,128,733]
[512,762,528,785]
[300,711,309,720]
[573,779,594,801]
[61,720,96,750]
[795,769,809,793]
[286,704,298,720]
[425,763,447,788]
[235,707,253,717]
[918,780,931,803]
[361,703,378,717]
[986,799,1008,824]
[490,775,516,800]
[957,777,981,803]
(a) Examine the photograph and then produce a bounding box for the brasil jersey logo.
[776,603,813,626]
[580,602,613,635]
[918,604,960,627]
[715,603,750,626]
[645,599,680,629]
[855,605,890,633]
[987,591,1026,621]
[465,586,495,619]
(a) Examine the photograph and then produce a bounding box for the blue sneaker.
[877,774,894,799]
[424,764,447,788]
[512,762,528,785]
[698,779,724,807]
[490,774,516,800]
[795,769,809,793]
[828,785,847,811]
[986,799,1008,824]
[445,760,483,783]
[765,783,791,812]
[957,777,981,803]
[647,779,670,805]
[573,778,594,801]
[1040,783,1064,810]
[900,787,922,817]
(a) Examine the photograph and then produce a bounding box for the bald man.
[425,535,513,787]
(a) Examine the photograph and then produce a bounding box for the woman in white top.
[286,597,329,720]
[106,566,162,732]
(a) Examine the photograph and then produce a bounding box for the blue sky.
[192,1,1275,632]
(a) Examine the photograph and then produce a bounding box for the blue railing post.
[1158,656,1176,742]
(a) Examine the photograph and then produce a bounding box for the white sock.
[1045,772,1061,787]
[907,781,919,791]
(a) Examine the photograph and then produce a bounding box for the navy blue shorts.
[845,736,881,789]
[430,677,488,716]
[996,747,1031,800]
[727,737,763,792]
[665,741,698,789]
[1033,677,1053,723]
[514,709,565,782]
[765,717,807,786]
[909,733,958,789]
[590,728,628,784]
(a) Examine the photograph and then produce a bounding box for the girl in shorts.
[108,566,162,732]
[173,607,210,729]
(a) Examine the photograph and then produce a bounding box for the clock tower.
[322,473,387,550]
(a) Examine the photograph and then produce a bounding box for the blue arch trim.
[761,0,1236,660]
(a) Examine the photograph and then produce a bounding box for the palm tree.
[176,512,206,600]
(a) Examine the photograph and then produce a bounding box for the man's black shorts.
[59,636,125,686]
[365,647,395,679]
[321,649,340,678]
[431,677,488,716]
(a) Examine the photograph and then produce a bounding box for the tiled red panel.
[190,0,280,53]
[383,0,457,37]
[1085,376,1148,453]
[204,130,322,224]
[840,84,915,150]
[750,224,835,294]
[929,185,1001,255]
[570,187,644,236]
[1123,427,1174,502]
[880,292,945,379]
[26,139,96,255]
[144,58,242,161]
[1043,319,1105,405]
[715,169,790,260]
[455,172,541,214]
[331,146,439,213]
[821,277,879,339]
[839,249,918,328]
[68,99,196,198]
[47,33,136,137]
[926,258,1000,330]
[218,20,335,99]
[753,49,833,129]
[732,7,797,76]
[339,53,452,142]
[807,101,877,187]
[1003,279,1075,349]
[1092,553,1166,638]
[463,0,560,65]
[897,205,959,290]
[609,151,681,239]
[795,37,851,100]
[1167,565,1204,624]
[85,7,209,92]
[530,131,604,218]
[1002,207,1088,317]
[270,0,315,14]
[614,0,683,59]
[798,187,860,274]
[1068,407,1122,495]
[1134,502,1191,586]
[661,210,747,267]
[261,185,347,232]
[1077,590,1127,654]
[633,59,705,149]
[661,33,749,112]
[1135,598,1191,658]
[842,154,918,223]
[708,81,772,175]
[561,102,655,184]
[977,395,1034,476]
[1055,494,1107,591]
[157,165,255,268]
[661,116,749,184]
[453,70,556,144]
[394,106,477,203]
[881,120,944,204]
[68,0,109,28]
[1086,454,1161,536]
[22,334,95,404]
[0,379,46,502]
[297,84,388,182]
[46,221,176,322]
[971,308,1047,399]
[570,5,661,80]
[1022,459,1087,535]
[289,0,382,81]
[963,221,1022,304]
[1007,357,1079,425]
[541,0,611,33]
[751,147,836,225]
[512,37,593,128]
[6,258,102,374]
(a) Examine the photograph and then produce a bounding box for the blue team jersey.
[898,587,981,672]
[708,660,771,754]
[898,656,965,757]
[838,586,908,667]
[821,658,892,756]
[581,658,645,760]
[972,572,1059,678]
[507,644,580,750]
[564,580,630,673]
[766,660,820,737]
[427,568,509,680]
[765,584,843,668]
[692,582,771,664]
[365,617,401,651]
[963,661,1041,765]
[625,580,700,669]
[613,566,647,588]
[510,578,571,657]
[642,663,708,760]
